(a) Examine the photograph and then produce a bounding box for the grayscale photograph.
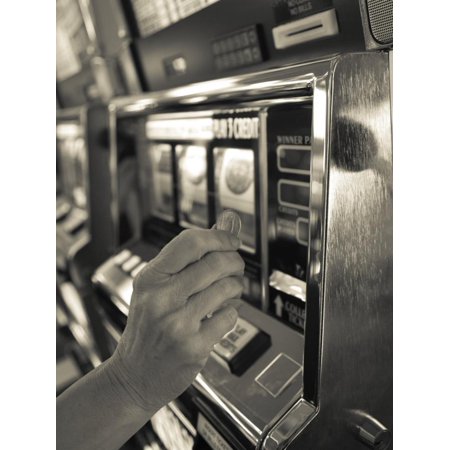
[56,1,393,449]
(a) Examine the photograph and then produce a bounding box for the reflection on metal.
[288,52,392,449]
[193,373,261,446]
[269,270,306,302]
[263,399,316,450]
[107,104,120,251]
[109,59,332,117]
[258,109,270,312]
[78,0,99,51]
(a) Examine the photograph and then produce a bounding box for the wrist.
[98,356,159,419]
[103,353,164,417]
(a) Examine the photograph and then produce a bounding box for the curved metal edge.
[108,58,335,116]
[108,104,121,250]
[193,374,262,446]
[262,60,335,450]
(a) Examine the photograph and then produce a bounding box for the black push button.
[213,317,271,376]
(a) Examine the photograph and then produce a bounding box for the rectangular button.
[278,180,310,209]
[131,261,147,278]
[255,353,303,397]
[277,145,311,174]
[122,255,142,273]
[296,218,309,245]
[213,317,259,362]
[113,249,132,266]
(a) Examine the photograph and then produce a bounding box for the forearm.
[56,357,157,450]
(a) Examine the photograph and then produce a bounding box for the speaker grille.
[366,0,393,44]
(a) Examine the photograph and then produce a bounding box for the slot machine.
[56,0,144,368]
[56,0,141,109]
[90,0,393,448]
[92,52,392,450]
[56,106,100,367]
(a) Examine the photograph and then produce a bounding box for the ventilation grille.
[366,0,393,44]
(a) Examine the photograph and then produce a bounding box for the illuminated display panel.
[176,145,209,228]
[56,122,88,210]
[214,147,256,253]
[145,143,176,221]
[130,0,221,38]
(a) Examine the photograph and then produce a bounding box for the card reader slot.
[272,9,339,49]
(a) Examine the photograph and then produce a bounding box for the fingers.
[199,306,238,345]
[150,229,241,275]
[175,250,245,298]
[185,276,244,322]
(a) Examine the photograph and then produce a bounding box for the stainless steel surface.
[262,400,316,450]
[287,52,393,449]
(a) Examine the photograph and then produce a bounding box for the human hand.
[109,228,245,412]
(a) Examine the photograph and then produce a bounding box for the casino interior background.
[56,1,393,449]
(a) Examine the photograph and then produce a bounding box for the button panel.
[113,249,132,266]
[214,317,259,361]
[131,261,147,278]
[212,25,263,72]
[122,255,142,273]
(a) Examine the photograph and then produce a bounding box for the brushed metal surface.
[287,52,392,449]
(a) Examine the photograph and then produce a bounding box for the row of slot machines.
[56,1,393,449]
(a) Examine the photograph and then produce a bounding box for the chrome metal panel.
[263,54,331,450]
[108,104,121,250]
[109,58,333,116]
[287,52,392,449]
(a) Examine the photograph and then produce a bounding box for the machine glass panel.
[176,145,208,228]
[56,121,88,211]
[141,142,176,222]
[213,147,256,254]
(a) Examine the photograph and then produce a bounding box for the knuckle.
[222,277,242,297]
[163,316,184,341]
[204,251,220,268]
[229,252,245,273]
[224,307,238,328]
